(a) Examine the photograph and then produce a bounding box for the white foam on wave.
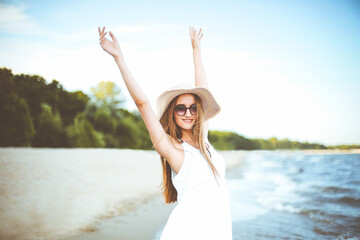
[227,178,268,222]
[233,152,309,215]
[254,172,307,213]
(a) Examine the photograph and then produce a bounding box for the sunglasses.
[174,104,197,116]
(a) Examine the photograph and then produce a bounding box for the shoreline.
[60,150,248,240]
[299,149,360,154]
[60,194,176,240]
[0,148,248,240]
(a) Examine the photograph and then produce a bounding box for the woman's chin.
[179,124,195,130]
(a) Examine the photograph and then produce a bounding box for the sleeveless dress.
[160,138,233,240]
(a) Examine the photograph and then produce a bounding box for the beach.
[1,148,359,240]
[0,148,246,240]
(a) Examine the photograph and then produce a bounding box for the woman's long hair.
[158,93,220,204]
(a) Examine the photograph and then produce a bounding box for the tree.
[32,103,67,147]
[94,109,116,134]
[58,90,90,126]
[90,81,125,111]
[0,68,35,146]
[114,116,139,149]
[66,113,105,148]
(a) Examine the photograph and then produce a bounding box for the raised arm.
[98,26,184,172]
[189,26,209,138]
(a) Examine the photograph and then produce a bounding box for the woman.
[98,26,232,240]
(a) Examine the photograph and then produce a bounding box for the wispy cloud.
[0,3,44,34]
[44,24,155,47]
[111,24,153,34]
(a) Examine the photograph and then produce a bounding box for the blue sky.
[0,0,359,145]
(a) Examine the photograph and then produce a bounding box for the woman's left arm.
[189,26,209,138]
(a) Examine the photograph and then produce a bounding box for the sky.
[0,0,359,146]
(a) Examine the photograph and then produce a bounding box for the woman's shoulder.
[166,134,184,151]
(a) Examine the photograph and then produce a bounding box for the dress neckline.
[180,139,210,151]
[182,140,199,150]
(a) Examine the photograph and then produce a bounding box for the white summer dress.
[160,138,232,240]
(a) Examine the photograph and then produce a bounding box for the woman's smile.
[182,119,194,123]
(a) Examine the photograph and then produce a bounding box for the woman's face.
[174,93,197,130]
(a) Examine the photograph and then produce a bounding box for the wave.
[335,196,360,207]
[318,186,354,194]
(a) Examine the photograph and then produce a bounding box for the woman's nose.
[185,108,192,116]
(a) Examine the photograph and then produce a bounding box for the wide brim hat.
[156,83,221,120]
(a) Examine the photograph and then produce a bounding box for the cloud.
[42,24,156,48]
[0,3,44,34]
[111,24,153,34]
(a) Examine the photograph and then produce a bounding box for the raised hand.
[98,26,122,58]
[189,26,203,51]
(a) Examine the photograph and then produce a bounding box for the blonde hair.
[158,93,220,203]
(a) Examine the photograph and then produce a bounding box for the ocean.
[153,151,360,239]
[226,151,360,240]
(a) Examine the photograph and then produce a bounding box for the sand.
[0,148,247,240]
[300,149,360,154]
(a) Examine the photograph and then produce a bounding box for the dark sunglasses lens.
[175,105,186,115]
[190,105,197,115]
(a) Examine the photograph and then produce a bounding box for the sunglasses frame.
[174,104,197,116]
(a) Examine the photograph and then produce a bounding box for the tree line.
[0,67,151,149]
[1,67,358,150]
[208,131,328,150]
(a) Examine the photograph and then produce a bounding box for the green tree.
[94,109,116,134]
[66,113,105,148]
[114,116,139,149]
[13,73,48,128]
[32,103,67,147]
[58,90,90,126]
[0,68,35,146]
[90,81,124,111]
[208,131,255,150]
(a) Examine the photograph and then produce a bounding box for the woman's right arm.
[98,27,183,169]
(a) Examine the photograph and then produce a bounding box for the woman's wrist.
[193,48,201,55]
[114,54,125,62]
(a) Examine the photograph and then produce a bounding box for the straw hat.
[156,83,221,120]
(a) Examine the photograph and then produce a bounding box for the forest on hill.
[1,67,356,150]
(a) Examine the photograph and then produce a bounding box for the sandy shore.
[300,149,360,154]
[0,148,247,240]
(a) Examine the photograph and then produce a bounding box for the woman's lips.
[182,119,193,123]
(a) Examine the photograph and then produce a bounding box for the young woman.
[98,26,232,240]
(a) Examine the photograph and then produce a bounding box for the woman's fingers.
[189,26,203,40]
[100,32,107,41]
[98,26,117,43]
[98,26,107,37]
[98,26,105,39]
[109,31,116,41]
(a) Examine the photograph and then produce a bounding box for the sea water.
[154,151,360,239]
[227,151,360,240]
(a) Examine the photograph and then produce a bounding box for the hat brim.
[156,86,221,121]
